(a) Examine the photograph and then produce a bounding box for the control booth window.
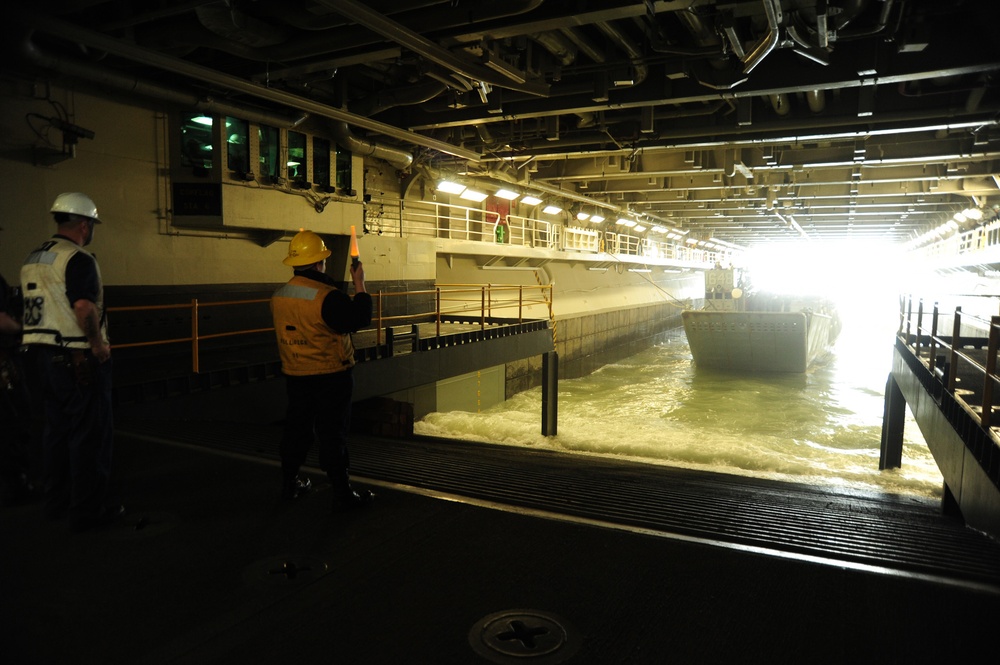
[335,143,351,190]
[180,114,214,174]
[313,137,331,189]
[259,124,280,181]
[226,117,250,175]
[288,131,307,183]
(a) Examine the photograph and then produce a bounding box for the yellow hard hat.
[283,230,331,266]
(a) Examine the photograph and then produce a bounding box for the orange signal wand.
[349,225,360,266]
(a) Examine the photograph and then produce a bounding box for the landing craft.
[682,267,840,373]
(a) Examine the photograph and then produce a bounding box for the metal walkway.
[118,418,1000,593]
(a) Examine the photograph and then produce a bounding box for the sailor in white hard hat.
[20,192,121,532]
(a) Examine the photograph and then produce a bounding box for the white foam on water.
[416,301,945,499]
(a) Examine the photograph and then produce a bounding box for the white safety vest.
[20,237,108,349]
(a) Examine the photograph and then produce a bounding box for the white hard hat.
[50,192,100,222]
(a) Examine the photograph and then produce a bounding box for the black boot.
[333,486,374,511]
[282,475,312,501]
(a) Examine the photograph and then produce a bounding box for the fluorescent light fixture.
[460,189,489,203]
[576,211,590,221]
[616,218,636,227]
[191,115,213,126]
[521,195,543,206]
[589,214,605,223]
[633,225,647,233]
[437,180,466,194]
[494,189,520,200]
[953,212,967,223]
[651,225,667,233]
[628,268,651,273]
[588,267,608,272]
[965,208,984,220]
[543,205,562,214]
[685,237,699,244]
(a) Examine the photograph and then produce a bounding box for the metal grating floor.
[118,418,1000,592]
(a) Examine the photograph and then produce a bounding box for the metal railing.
[108,283,553,374]
[370,283,553,347]
[363,194,735,265]
[899,294,1000,431]
[914,214,1000,261]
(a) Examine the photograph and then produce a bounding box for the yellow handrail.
[107,284,553,374]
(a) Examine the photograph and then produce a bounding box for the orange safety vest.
[270,275,355,376]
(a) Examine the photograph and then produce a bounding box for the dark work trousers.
[280,369,354,495]
[34,347,114,524]
[0,350,34,504]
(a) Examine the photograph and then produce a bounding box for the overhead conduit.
[741,0,782,74]
[13,10,475,162]
[16,28,305,130]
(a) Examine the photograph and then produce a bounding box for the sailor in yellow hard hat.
[270,229,374,509]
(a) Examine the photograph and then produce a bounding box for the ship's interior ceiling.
[10,0,1000,248]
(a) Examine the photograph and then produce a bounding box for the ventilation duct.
[331,122,413,171]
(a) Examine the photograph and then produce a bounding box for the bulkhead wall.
[506,302,687,397]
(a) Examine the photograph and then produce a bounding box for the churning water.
[415,297,945,500]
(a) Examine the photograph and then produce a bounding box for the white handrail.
[362,194,736,265]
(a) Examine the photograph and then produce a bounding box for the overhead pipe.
[14,10,480,161]
[258,0,544,67]
[16,27,305,129]
[769,93,791,116]
[558,27,607,65]
[529,30,578,67]
[331,121,413,171]
[595,21,649,86]
[839,0,897,40]
[349,79,448,117]
[806,90,826,113]
[311,0,550,97]
[742,0,782,75]
[672,8,730,60]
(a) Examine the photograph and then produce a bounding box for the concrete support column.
[880,372,906,470]
[541,351,558,436]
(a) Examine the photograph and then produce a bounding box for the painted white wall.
[0,85,375,287]
[357,234,436,283]
[435,254,703,318]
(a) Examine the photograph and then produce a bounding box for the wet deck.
[4,407,999,665]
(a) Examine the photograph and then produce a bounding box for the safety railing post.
[376,291,383,347]
[915,299,924,360]
[949,306,961,391]
[905,296,913,342]
[435,287,441,340]
[191,298,200,374]
[930,302,939,373]
[518,285,523,323]
[982,316,1000,429]
[481,285,486,330]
